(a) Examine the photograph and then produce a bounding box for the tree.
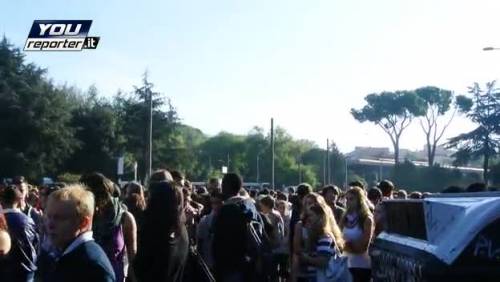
[114,73,180,181]
[447,81,500,184]
[0,37,77,180]
[65,86,126,178]
[415,86,456,166]
[351,91,425,165]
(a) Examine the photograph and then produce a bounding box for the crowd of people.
[0,171,494,282]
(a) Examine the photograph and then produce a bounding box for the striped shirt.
[316,236,335,257]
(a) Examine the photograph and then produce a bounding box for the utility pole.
[323,154,326,185]
[256,154,260,183]
[344,158,348,189]
[298,155,302,183]
[327,139,331,184]
[271,118,275,189]
[145,80,153,183]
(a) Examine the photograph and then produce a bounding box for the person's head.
[210,192,224,215]
[170,170,185,186]
[221,173,243,199]
[276,200,288,218]
[40,184,63,211]
[249,189,257,199]
[304,202,344,252]
[13,177,28,202]
[296,183,312,200]
[1,185,22,208]
[345,186,371,221]
[238,188,250,198]
[207,177,220,193]
[288,186,295,195]
[150,169,174,183]
[259,195,275,213]
[367,187,383,206]
[377,180,394,198]
[466,182,487,193]
[409,191,422,199]
[259,188,270,196]
[26,186,40,207]
[80,172,114,211]
[321,185,340,205]
[442,186,464,193]
[125,181,145,199]
[349,180,365,190]
[125,193,146,213]
[276,191,288,202]
[395,189,407,199]
[45,185,95,251]
[303,192,323,212]
[145,181,185,236]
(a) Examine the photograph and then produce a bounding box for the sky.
[2,0,500,153]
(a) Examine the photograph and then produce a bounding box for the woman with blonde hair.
[301,203,344,282]
[292,193,344,282]
[340,187,374,282]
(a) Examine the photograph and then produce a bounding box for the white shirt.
[1,208,22,214]
[60,231,94,257]
[343,225,371,269]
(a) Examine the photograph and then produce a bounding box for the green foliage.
[415,86,456,166]
[351,91,423,164]
[447,81,500,183]
[56,172,81,184]
[0,37,78,180]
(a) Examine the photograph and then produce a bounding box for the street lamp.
[483,47,500,51]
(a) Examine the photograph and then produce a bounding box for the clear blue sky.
[2,0,500,153]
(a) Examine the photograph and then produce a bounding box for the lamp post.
[256,154,260,183]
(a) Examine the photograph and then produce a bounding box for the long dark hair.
[141,181,185,239]
[134,181,186,279]
[80,172,115,210]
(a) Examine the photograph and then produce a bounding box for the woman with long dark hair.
[80,172,137,282]
[124,182,146,229]
[133,181,188,282]
[340,187,374,282]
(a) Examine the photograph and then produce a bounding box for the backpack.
[232,200,274,281]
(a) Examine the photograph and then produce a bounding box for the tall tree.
[114,73,180,181]
[0,37,77,179]
[351,91,424,165]
[447,81,500,184]
[65,86,126,177]
[415,86,456,166]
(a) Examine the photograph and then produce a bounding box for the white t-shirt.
[343,225,371,269]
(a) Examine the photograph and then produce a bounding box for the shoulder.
[58,242,115,281]
[0,230,11,255]
[121,211,136,227]
[70,241,114,271]
[363,215,374,229]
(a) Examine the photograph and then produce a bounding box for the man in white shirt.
[42,184,115,282]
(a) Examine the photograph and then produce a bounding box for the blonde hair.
[48,184,95,219]
[303,193,344,251]
[342,186,372,230]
